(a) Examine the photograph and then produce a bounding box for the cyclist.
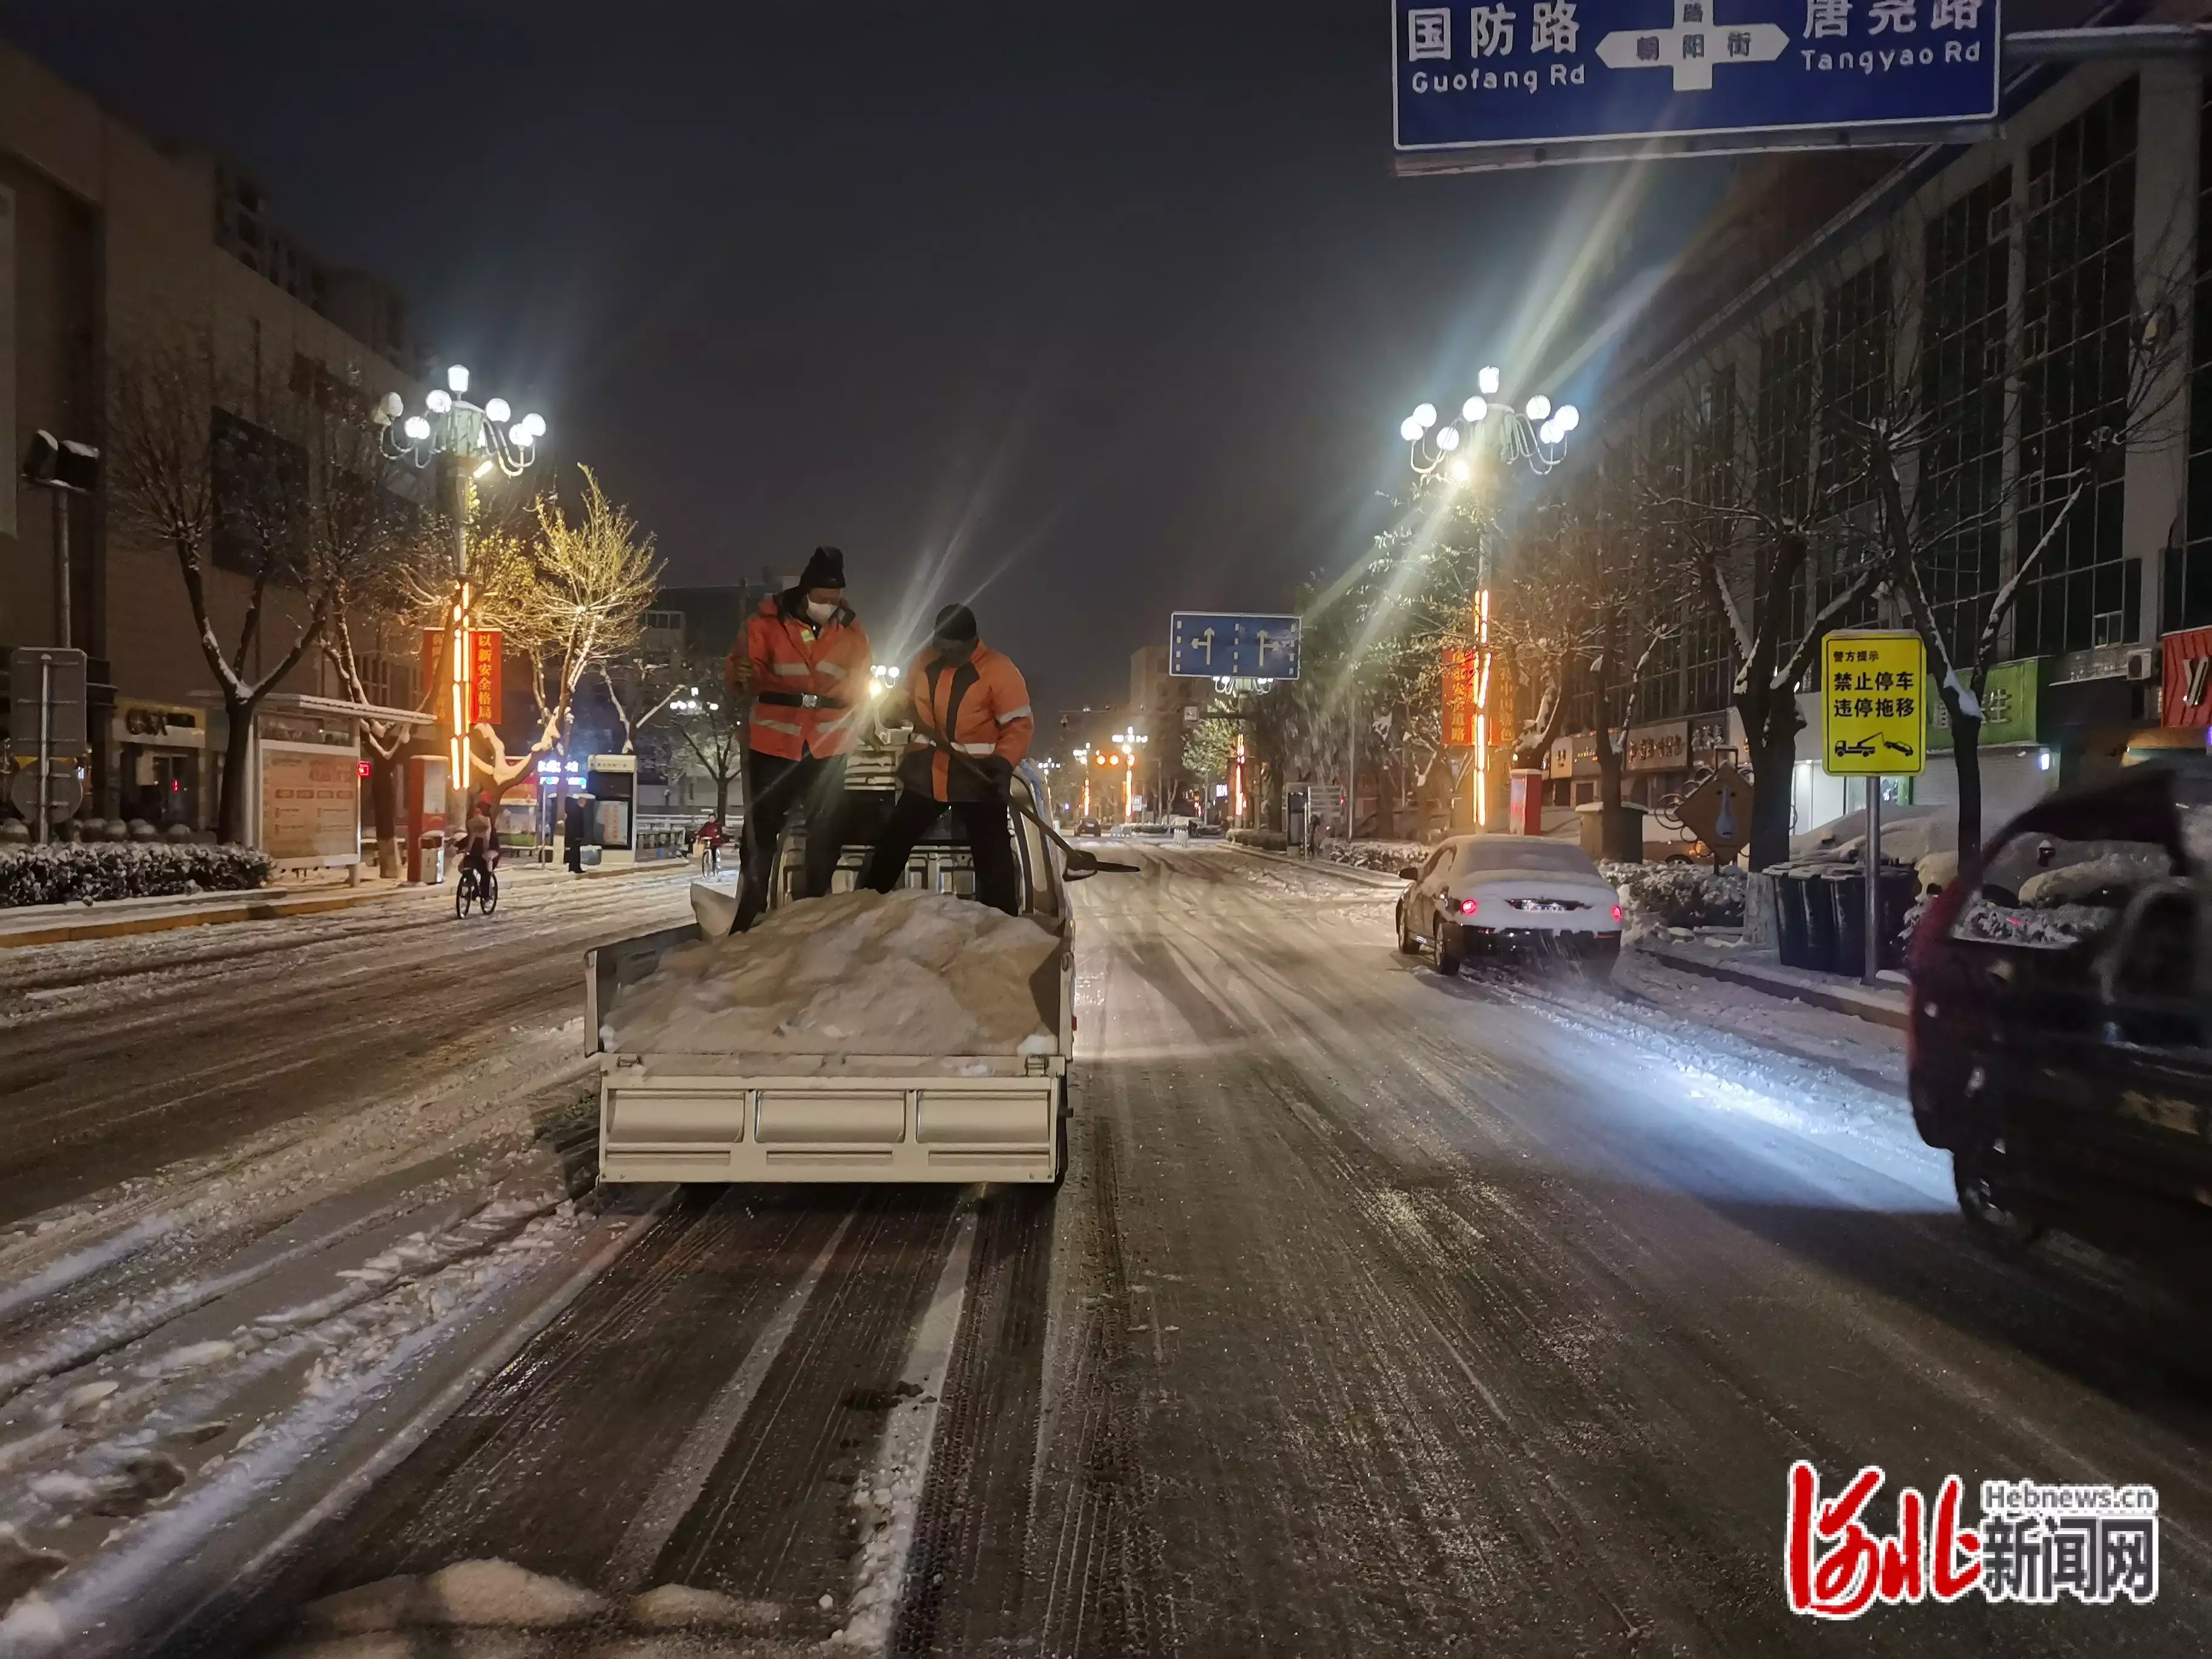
[457,796,500,897]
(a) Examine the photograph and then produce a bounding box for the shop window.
[1810,260,1887,634]
[2171,78,2212,632]
[1755,314,1817,654]
[2017,78,2139,654]
[210,409,309,581]
[1639,406,1688,720]
[1921,169,2013,665]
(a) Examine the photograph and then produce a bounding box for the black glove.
[974,755,1014,797]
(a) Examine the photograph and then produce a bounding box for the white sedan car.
[1395,835,1624,978]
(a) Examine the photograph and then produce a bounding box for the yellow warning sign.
[1820,631,1926,777]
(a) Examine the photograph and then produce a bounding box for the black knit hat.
[931,603,978,648]
[798,545,846,591]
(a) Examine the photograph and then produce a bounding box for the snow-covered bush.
[1227,829,1287,851]
[1600,860,1746,930]
[1319,839,1427,873]
[0,842,273,908]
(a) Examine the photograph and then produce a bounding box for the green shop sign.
[1927,657,2041,751]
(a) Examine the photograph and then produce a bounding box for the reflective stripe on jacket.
[728,593,873,760]
[897,642,1033,802]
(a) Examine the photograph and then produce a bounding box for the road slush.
[1784,1461,2159,1617]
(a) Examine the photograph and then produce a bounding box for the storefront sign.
[1547,735,1574,779]
[1689,708,1742,762]
[1624,718,1689,773]
[2162,627,2212,727]
[1927,656,2040,749]
[120,703,202,742]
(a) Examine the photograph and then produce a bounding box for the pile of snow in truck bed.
[608,887,1059,1056]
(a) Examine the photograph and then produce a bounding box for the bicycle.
[454,856,500,919]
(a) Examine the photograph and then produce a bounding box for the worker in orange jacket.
[725,546,873,929]
[861,603,1033,915]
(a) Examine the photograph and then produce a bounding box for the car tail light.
[1611,904,1623,923]
[1458,897,1480,916]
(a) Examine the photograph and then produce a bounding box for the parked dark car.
[1909,769,2212,1269]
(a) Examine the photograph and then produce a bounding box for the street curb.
[1224,843,1409,890]
[579,857,689,879]
[1632,942,1909,1030]
[0,885,406,950]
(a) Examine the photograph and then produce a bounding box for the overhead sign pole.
[1820,630,1925,987]
[1392,0,2002,173]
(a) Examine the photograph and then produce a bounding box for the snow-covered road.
[5,846,2208,1655]
[0,867,697,1654]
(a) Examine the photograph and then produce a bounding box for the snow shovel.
[932,745,1139,879]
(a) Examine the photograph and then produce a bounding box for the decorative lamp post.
[372,366,545,812]
[1399,364,1581,481]
[1396,368,1580,834]
[1113,728,1147,821]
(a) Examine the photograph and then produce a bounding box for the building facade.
[1557,44,2208,851]
[1,39,424,843]
[1128,643,1210,817]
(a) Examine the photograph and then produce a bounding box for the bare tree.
[1492,535,1596,776]
[107,332,405,845]
[598,651,684,756]
[465,467,662,795]
[1848,205,2194,859]
[1649,337,1881,870]
[1536,468,1695,860]
[662,646,748,825]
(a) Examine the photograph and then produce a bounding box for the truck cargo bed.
[588,891,1071,1184]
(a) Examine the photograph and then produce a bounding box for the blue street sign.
[1168,613,1302,680]
[1393,0,2000,156]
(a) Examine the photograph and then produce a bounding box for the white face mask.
[806,600,836,624]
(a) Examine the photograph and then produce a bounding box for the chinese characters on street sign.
[1168,613,1302,680]
[468,629,504,726]
[1441,644,1479,746]
[1393,0,2000,162]
[421,628,506,726]
[1822,631,1926,776]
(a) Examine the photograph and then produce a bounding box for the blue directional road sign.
[1393,0,2000,159]
[1168,613,1302,680]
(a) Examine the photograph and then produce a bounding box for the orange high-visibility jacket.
[897,642,1033,802]
[728,593,874,761]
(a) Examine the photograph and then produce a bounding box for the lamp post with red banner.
[374,365,545,822]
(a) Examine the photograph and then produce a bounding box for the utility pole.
[21,432,98,649]
[1346,681,1358,840]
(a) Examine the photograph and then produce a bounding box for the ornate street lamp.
[370,364,546,806]
[1400,364,1581,481]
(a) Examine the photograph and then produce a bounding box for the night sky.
[2,2,1729,719]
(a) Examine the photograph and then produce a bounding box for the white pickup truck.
[587,766,1074,1185]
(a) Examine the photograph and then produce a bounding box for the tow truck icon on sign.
[1595,0,1788,92]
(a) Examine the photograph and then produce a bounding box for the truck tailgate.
[599,1061,1062,1184]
